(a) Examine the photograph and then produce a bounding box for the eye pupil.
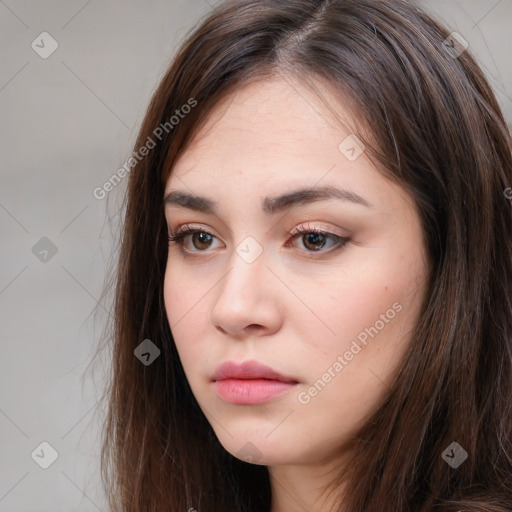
[192,232,213,249]
[304,232,326,250]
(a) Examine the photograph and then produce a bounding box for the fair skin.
[163,75,429,512]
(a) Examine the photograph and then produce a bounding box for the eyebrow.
[163,185,373,215]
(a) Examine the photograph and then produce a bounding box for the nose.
[209,248,283,338]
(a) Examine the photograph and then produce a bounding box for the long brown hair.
[96,1,512,510]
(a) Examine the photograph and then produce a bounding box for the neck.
[268,459,348,512]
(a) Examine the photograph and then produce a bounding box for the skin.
[163,74,429,512]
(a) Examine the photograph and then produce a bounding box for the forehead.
[168,76,357,178]
[163,76,404,217]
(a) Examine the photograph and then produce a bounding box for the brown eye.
[287,227,350,255]
[168,228,219,252]
[190,232,213,250]
[302,232,327,251]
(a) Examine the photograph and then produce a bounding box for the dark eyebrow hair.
[163,185,373,215]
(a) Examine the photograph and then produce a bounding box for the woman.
[98,0,512,510]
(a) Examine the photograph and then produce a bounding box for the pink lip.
[211,360,299,405]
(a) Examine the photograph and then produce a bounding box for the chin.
[213,431,298,465]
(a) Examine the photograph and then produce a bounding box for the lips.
[211,360,299,405]
[211,360,298,383]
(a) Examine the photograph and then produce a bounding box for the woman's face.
[163,76,428,467]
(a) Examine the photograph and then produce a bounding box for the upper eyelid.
[169,224,348,243]
[169,222,347,237]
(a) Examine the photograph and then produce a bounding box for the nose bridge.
[208,233,280,334]
[219,237,268,302]
[208,225,289,336]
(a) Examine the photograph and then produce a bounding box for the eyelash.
[167,224,350,256]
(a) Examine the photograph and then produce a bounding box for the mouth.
[211,360,299,405]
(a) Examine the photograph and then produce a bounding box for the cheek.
[163,265,184,329]
[300,267,402,348]
[163,264,207,358]
[298,254,425,379]
[294,278,424,441]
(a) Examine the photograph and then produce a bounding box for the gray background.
[1,1,511,510]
